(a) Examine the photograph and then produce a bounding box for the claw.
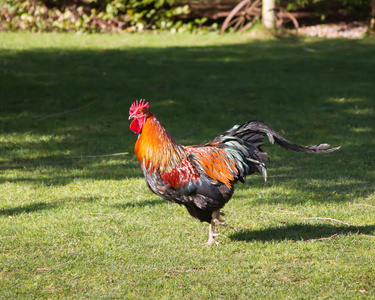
[213,219,227,226]
[207,238,219,246]
[212,210,227,225]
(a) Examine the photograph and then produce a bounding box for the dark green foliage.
[284,0,370,10]
[284,0,371,21]
[0,0,194,32]
[1,0,372,33]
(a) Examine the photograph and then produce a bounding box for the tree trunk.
[262,0,276,29]
[371,0,375,29]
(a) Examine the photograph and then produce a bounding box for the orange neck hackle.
[134,114,186,174]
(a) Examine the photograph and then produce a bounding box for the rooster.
[129,99,340,245]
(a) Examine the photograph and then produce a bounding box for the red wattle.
[130,117,146,134]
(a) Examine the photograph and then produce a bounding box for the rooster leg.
[207,222,219,246]
[212,209,227,225]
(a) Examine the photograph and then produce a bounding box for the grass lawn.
[0,31,374,299]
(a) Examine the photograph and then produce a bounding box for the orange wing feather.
[186,146,238,188]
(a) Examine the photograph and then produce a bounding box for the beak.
[129,115,133,120]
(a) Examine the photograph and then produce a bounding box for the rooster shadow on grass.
[229,223,375,242]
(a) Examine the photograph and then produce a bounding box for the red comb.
[129,99,149,115]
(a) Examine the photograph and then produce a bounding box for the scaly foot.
[207,222,220,245]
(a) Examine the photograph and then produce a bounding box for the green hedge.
[0,0,198,32]
[0,0,372,33]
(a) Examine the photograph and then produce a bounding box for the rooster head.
[129,99,150,134]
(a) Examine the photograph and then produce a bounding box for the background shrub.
[0,0,192,32]
[0,0,373,33]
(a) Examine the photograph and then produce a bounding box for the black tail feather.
[219,120,341,154]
